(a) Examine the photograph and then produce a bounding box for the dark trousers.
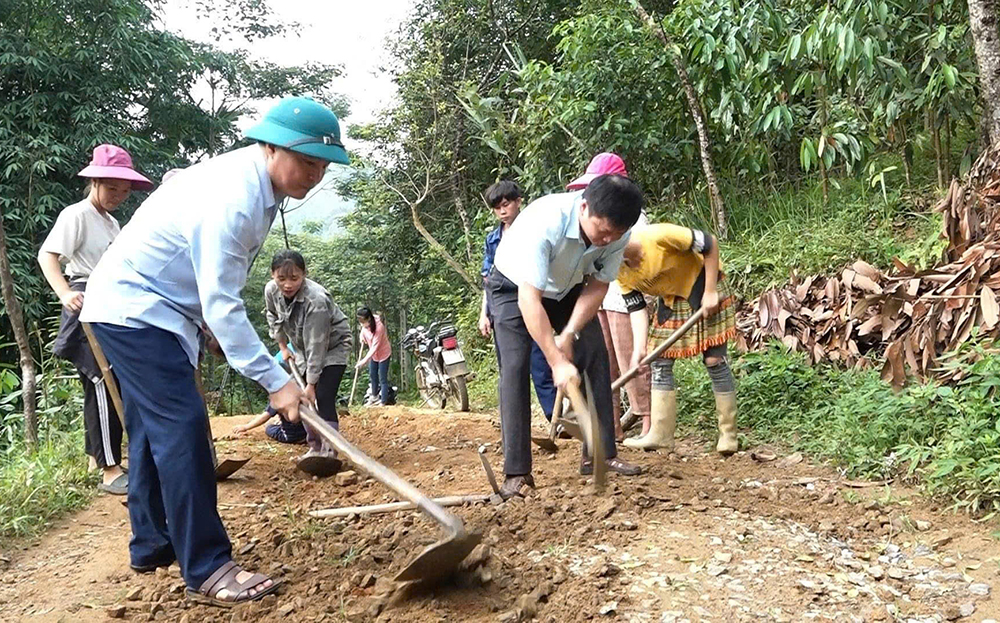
[91,323,231,590]
[79,370,123,468]
[529,342,557,419]
[305,364,345,451]
[369,358,391,403]
[489,315,556,420]
[486,269,617,476]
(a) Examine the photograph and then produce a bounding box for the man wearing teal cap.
[82,97,348,607]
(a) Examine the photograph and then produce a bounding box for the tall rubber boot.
[623,389,676,451]
[715,391,738,456]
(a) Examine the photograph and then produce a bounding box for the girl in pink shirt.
[356,307,394,405]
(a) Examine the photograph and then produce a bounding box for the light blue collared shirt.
[493,191,630,300]
[81,145,289,393]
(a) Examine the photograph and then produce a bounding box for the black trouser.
[80,369,124,468]
[486,269,617,477]
[304,364,346,452]
[52,281,123,469]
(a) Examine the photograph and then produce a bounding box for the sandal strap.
[234,573,271,600]
[199,560,239,597]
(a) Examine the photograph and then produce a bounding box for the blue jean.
[529,342,557,420]
[91,323,231,590]
[369,358,391,404]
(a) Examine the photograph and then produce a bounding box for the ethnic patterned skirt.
[647,278,737,360]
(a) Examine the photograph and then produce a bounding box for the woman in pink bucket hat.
[37,144,153,496]
[566,153,652,443]
[566,152,629,190]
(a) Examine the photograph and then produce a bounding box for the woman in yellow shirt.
[616,223,738,455]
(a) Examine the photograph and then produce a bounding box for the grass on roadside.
[674,340,1000,515]
[0,430,94,544]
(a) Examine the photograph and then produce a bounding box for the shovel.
[287,366,481,583]
[214,458,251,480]
[530,388,562,452]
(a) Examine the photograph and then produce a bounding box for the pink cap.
[77,144,154,191]
[566,153,629,190]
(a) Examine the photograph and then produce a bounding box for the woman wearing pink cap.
[567,153,652,442]
[38,144,153,495]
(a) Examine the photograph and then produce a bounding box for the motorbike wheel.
[416,365,446,409]
[449,376,470,412]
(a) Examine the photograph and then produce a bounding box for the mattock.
[287,365,482,583]
[564,374,606,492]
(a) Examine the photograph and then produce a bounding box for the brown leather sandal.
[186,560,281,608]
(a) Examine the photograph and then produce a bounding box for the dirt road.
[1,405,998,622]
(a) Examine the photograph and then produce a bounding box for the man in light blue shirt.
[80,97,349,606]
[487,174,645,499]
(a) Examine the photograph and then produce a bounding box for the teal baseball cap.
[245,97,350,165]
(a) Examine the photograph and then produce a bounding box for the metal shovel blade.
[557,418,583,441]
[297,455,344,478]
[531,434,559,452]
[289,364,482,584]
[393,530,483,583]
[565,378,606,492]
[215,458,250,481]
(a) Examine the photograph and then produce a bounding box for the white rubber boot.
[715,391,738,456]
[623,389,676,451]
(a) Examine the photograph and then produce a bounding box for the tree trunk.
[899,124,912,187]
[455,188,473,263]
[931,108,944,188]
[0,205,37,448]
[968,0,1000,146]
[409,203,479,289]
[818,87,829,205]
[632,0,727,239]
[450,122,474,263]
[944,112,952,182]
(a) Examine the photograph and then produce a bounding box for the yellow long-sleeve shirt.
[615,223,715,305]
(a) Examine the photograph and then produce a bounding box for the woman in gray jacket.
[265,249,351,476]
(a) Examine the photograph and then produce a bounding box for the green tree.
[0,0,343,440]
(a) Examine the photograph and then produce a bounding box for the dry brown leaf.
[852,274,883,294]
[857,316,881,336]
[842,268,856,290]
[781,335,800,352]
[982,287,999,329]
[777,308,792,335]
[852,260,881,281]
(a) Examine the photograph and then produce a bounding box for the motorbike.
[400,320,470,411]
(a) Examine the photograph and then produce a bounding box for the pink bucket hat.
[77,144,154,191]
[566,152,629,190]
